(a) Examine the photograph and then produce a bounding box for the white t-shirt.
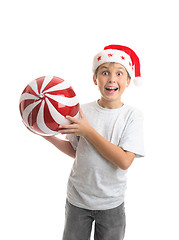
[67,101,145,210]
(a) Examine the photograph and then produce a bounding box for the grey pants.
[62,200,126,240]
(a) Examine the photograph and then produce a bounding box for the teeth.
[106,87,118,90]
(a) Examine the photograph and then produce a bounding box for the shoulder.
[124,104,144,120]
[80,101,96,112]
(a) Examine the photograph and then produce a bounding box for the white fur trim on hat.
[93,49,134,79]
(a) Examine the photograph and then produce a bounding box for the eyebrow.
[100,66,108,69]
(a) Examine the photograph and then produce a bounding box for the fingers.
[58,115,78,134]
[65,115,79,123]
[79,108,85,118]
[58,128,76,134]
[59,123,77,129]
[58,125,78,135]
[58,109,85,135]
[58,122,78,134]
[66,109,84,121]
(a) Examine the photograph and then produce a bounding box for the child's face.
[93,62,131,108]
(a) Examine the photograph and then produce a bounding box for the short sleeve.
[119,110,145,158]
[66,134,79,151]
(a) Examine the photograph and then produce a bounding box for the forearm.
[43,136,76,158]
[59,110,135,169]
[86,128,135,170]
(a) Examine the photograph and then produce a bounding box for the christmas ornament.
[19,76,80,136]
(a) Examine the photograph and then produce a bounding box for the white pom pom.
[133,77,142,86]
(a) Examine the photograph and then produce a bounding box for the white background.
[1,0,179,239]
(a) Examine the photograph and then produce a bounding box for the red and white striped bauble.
[19,76,80,136]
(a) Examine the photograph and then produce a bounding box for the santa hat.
[92,44,142,86]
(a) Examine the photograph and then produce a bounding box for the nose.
[108,74,116,83]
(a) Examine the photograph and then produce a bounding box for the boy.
[44,45,145,240]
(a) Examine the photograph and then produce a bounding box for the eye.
[102,71,109,76]
[117,72,122,76]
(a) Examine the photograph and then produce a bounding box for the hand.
[58,109,93,137]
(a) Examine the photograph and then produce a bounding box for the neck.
[98,99,124,109]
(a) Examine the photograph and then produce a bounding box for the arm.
[84,128,135,170]
[24,123,76,158]
[43,136,76,159]
[59,109,135,170]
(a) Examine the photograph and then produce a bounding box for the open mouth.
[105,87,119,93]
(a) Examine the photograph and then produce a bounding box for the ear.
[126,77,131,87]
[93,75,98,86]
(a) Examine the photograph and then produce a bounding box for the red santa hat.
[92,44,142,86]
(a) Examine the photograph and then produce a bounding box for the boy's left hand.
[58,109,92,137]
